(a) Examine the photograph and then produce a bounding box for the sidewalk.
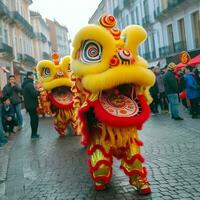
[0,107,200,199]
[0,110,28,197]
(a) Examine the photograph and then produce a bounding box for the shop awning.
[176,54,200,69]
[189,54,200,65]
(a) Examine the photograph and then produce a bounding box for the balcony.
[43,52,51,60]
[11,11,35,38]
[0,42,13,59]
[168,0,186,8]
[143,51,157,61]
[36,32,47,43]
[113,6,120,17]
[0,0,11,19]
[17,53,36,66]
[159,46,170,58]
[154,0,189,21]
[174,41,187,52]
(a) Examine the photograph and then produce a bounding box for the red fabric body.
[78,95,150,145]
[48,93,73,109]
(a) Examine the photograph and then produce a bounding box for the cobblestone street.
[0,111,200,200]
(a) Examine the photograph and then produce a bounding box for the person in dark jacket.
[155,67,169,112]
[184,66,200,118]
[3,75,23,129]
[163,63,183,120]
[1,96,17,134]
[22,72,40,139]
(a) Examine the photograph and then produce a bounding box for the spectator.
[0,97,8,146]
[22,72,40,139]
[154,67,168,112]
[3,75,23,129]
[193,65,200,86]
[1,96,18,135]
[178,70,188,109]
[163,63,183,120]
[184,66,200,118]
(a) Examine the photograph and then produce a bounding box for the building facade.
[46,19,71,58]
[30,11,51,62]
[89,0,109,24]
[0,0,35,85]
[93,0,200,67]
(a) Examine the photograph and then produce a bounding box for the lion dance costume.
[35,81,52,117]
[71,15,155,194]
[37,53,77,136]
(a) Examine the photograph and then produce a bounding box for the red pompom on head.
[110,55,120,67]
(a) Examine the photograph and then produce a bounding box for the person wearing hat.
[22,71,40,139]
[163,62,183,120]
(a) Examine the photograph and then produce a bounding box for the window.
[136,7,139,24]
[167,24,175,53]
[144,39,150,53]
[191,11,200,48]
[122,16,126,28]
[143,0,149,17]
[150,33,156,58]
[113,0,117,8]
[131,10,135,24]
[4,29,8,44]
[161,0,168,10]
[0,24,3,43]
[178,18,186,42]
[126,15,129,25]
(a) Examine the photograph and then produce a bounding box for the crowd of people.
[0,72,40,146]
[0,63,200,146]
[150,62,200,119]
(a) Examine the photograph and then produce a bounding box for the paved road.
[0,111,200,200]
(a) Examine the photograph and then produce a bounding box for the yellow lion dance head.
[36,53,73,109]
[71,15,155,103]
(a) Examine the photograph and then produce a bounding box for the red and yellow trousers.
[54,108,77,136]
[87,124,147,190]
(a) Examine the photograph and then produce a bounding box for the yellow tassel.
[106,126,115,147]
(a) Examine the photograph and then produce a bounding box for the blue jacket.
[184,73,200,99]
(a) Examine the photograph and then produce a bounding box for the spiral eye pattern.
[99,15,116,28]
[80,40,102,63]
[42,67,51,78]
[118,50,132,61]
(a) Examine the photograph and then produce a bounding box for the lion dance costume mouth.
[71,15,155,194]
[36,53,78,137]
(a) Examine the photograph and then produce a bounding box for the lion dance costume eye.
[36,53,79,137]
[71,15,155,194]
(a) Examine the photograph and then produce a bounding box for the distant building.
[46,19,71,57]
[30,11,52,62]
[91,0,200,67]
[0,0,35,84]
[89,0,109,24]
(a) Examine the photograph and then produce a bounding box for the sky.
[30,0,101,40]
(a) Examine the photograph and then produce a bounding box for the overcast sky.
[30,0,101,40]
